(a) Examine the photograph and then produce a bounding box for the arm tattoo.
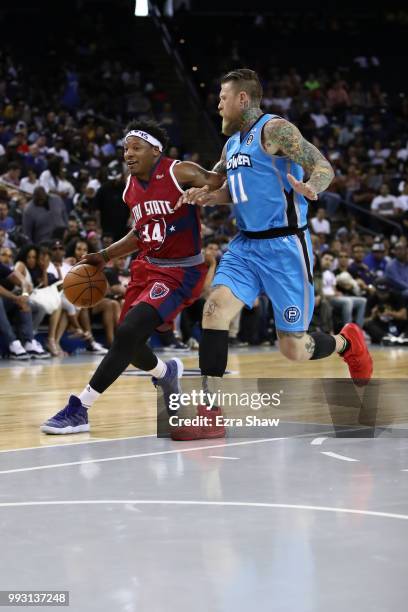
[212,144,227,176]
[212,159,227,174]
[263,119,334,193]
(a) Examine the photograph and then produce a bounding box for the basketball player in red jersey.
[41,120,224,434]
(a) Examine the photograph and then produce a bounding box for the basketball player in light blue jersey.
[174,68,373,440]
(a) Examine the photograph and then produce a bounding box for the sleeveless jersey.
[122,157,201,258]
[225,113,308,232]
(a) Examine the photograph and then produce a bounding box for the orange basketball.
[63,264,108,308]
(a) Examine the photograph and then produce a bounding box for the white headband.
[125,130,163,152]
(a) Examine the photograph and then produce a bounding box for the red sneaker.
[170,405,226,441]
[339,323,373,386]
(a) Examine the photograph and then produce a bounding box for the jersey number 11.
[229,172,248,204]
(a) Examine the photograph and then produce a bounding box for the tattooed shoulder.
[262,118,334,183]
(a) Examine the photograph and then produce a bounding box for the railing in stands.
[345,200,403,236]
[150,2,222,153]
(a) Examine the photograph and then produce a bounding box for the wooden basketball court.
[0,347,406,451]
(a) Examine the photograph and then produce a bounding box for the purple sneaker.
[40,395,89,434]
[152,358,184,413]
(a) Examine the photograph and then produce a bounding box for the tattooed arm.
[174,143,227,190]
[212,143,227,176]
[262,118,334,200]
[175,144,232,208]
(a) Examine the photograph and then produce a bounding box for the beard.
[222,116,240,136]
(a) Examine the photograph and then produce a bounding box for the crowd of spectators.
[1,13,408,358]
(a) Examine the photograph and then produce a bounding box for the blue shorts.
[213,230,315,332]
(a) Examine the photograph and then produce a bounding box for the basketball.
[63,264,108,308]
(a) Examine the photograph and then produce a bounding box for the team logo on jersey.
[150,282,170,300]
[156,174,164,179]
[226,153,252,170]
[283,306,301,324]
[246,134,254,146]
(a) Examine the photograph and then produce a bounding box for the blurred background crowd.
[0,1,407,360]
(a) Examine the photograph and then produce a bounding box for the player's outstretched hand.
[175,185,212,209]
[287,173,318,201]
[75,252,106,270]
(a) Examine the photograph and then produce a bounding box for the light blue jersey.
[213,113,315,332]
[226,113,308,231]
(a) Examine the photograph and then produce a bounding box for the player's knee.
[202,297,231,328]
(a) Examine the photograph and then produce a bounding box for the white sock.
[79,384,101,409]
[148,358,167,378]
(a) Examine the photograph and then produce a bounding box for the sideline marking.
[0,500,406,521]
[321,451,359,462]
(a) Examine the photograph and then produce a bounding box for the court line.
[0,425,373,474]
[321,451,359,462]
[0,434,156,454]
[311,437,328,445]
[0,437,286,475]
[0,423,372,455]
[0,499,407,521]
[209,456,239,460]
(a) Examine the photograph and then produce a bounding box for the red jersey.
[122,157,201,259]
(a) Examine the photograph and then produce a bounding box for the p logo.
[284,306,301,324]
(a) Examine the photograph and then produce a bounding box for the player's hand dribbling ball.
[63,264,108,307]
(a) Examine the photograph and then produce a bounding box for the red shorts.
[119,258,207,324]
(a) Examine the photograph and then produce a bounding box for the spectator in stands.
[63,216,83,246]
[310,256,333,333]
[14,244,62,336]
[385,242,408,298]
[0,228,15,250]
[397,183,408,213]
[333,251,351,274]
[310,207,331,235]
[365,167,383,192]
[65,238,119,349]
[320,251,366,331]
[24,144,47,176]
[0,200,16,232]
[326,80,350,110]
[0,246,14,267]
[0,261,50,359]
[93,161,129,241]
[47,137,70,165]
[371,184,402,220]
[101,233,115,249]
[1,161,21,187]
[364,278,408,345]
[39,157,74,201]
[348,243,376,296]
[87,230,103,253]
[72,181,97,216]
[45,239,88,356]
[19,168,39,195]
[363,242,390,277]
[23,186,68,244]
[104,256,128,309]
